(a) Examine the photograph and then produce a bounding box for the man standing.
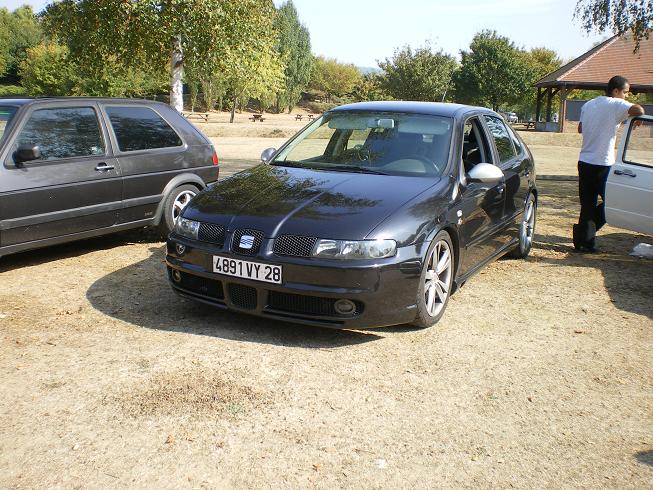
[573,75,645,252]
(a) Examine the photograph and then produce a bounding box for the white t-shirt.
[578,96,633,166]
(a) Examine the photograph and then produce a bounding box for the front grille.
[170,269,224,299]
[273,234,317,257]
[267,291,363,317]
[198,222,225,245]
[228,284,257,309]
[231,229,264,256]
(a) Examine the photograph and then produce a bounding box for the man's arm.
[629,104,645,117]
[577,122,582,134]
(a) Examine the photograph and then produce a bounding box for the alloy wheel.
[171,190,196,223]
[423,239,453,317]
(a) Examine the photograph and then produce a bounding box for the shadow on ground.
[86,245,381,348]
[635,450,653,467]
[0,228,162,273]
[533,231,653,320]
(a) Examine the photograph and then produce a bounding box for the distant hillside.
[358,66,382,75]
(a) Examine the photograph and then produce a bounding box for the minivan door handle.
[95,162,115,172]
[614,168,636,177]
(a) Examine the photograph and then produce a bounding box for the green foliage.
[41,0,283,109]
[453,30,535,111]
[0,6,43,81]
[350,73,390,102]
[513,47,563,118]
[309,56,362,101]
[575,0,652,49]
[377,43,458,102]
[18,42,77,96]
[0,84,26,96]
[273,1,313,112]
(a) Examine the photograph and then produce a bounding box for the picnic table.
[181,111,210,122]
[295,114,303,121]
[307,114,315,120]
[514,120,536,130]
[249,113,265,122]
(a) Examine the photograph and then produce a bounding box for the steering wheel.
[385,154,438,173]
[352,144,370,162]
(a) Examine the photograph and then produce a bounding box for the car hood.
[184,164,440,239]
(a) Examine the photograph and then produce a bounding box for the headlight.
[312,239,396,260]
[174,217,200,240]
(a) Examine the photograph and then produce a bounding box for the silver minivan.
[0,97,219,258]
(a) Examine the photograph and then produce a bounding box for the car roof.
[0,97,168,107]
[329,101,493,118]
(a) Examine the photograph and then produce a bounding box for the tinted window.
[15,107,104,161]
[506,124,524,155]
[0,105,18,140]
[106,106,182,152]
[484,115,516,164]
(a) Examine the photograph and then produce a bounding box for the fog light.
[171,269,182,283]
[334,299,356,315]
[175,243,186,255]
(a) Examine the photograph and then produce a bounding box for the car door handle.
[614,168,636,177]
[95,163,115,172]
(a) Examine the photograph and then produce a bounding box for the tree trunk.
[230,97,238,123]
[169,34,184,112]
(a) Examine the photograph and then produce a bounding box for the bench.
[182,111,209,122]
[249,113,265,122]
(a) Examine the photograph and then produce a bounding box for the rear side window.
[506,124,524,155]
[106,106,182,152]
[15,106,104,161]
[484,115,517,164]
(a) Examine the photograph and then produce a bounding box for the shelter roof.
[536,34,653,92]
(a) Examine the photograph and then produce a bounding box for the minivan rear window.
[106,106,182,152]
[0,106,18,140]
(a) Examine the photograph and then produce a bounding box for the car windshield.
[273,112,453,177]
[0,106,18,141]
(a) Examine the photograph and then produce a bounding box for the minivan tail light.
[212,149,219,165]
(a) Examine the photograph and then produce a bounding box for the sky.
[5,0,607,67]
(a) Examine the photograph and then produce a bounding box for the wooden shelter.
[535,34,653,132]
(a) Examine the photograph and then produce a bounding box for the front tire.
[158,184,198,238]
[508,193,536,259]
[412,230,455,329]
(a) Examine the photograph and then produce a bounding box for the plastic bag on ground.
[630,243,653,258]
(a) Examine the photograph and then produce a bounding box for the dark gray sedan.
[166,101,536,329]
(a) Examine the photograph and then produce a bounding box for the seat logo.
[239,235,255,249]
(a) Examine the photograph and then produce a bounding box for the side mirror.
[260,147,276,164]
[13,144,41,165]
[466,162,504,184]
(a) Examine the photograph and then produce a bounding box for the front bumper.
[165,234,427,329]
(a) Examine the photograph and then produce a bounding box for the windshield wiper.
[325,165,388,175]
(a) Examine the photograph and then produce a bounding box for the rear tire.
[411,230,455,329]
[158,184,199,239]
[508,193,536,259]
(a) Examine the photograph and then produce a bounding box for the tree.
[377,43,457,102]
[575,0,652,49]
[42,0,279,111]
[514,47,563,118]
[351,73,389,102]
[18,42,77,95]
[453,30,534,111]
[309,56,362,101]
[0,6,43,81]
[273,1,313,113]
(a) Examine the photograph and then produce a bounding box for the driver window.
[462,118,491,173]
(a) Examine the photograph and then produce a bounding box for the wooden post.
[546,88,553,122]
[558,86,568,133]
[535,87,542,122]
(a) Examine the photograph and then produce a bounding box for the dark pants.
[574,161,610,249]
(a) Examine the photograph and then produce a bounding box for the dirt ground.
[1,114,652,488]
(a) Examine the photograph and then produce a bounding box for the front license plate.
[212,256,282,284]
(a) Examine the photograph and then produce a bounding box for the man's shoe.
[576,244,599,253]
[572,224,581,250]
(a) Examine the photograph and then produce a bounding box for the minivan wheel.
[508,193,536,259]
[158,184,198,238]
[412,230,454,329]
